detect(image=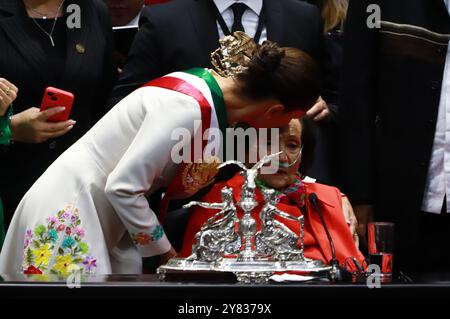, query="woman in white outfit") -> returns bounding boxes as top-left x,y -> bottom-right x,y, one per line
0,39 -> 320,276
